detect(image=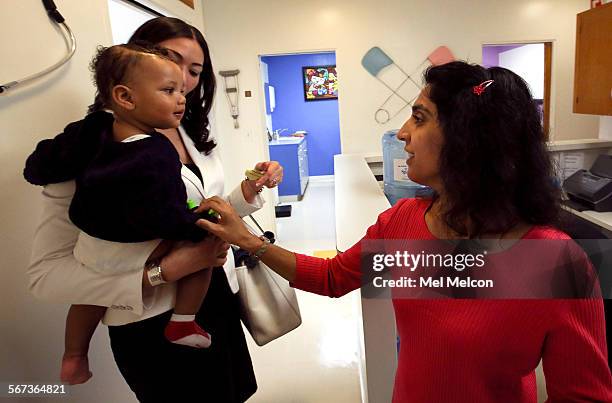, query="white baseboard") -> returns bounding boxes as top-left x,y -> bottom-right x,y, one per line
279,195 -> 300,203
308,175 -> 335,183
